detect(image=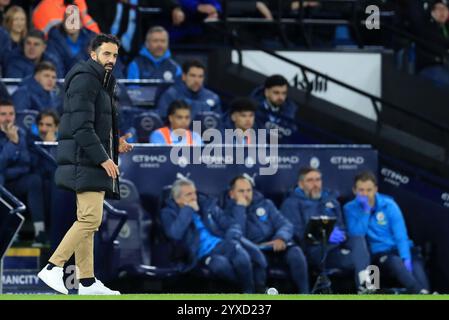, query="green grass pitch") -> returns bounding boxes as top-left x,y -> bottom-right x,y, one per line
1,294 -> 449,300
